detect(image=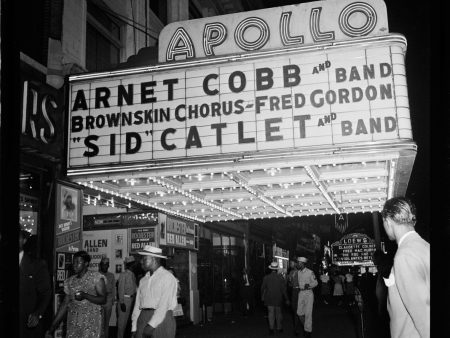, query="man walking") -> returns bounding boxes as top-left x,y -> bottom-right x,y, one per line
287,258 -> 300,334
131,246 -> 178,338
296,257 -> 317,338
19,229 -> 52,338
381,197 -> 430,338
99,256 -> 116,338
117,256 -> 137,338
261,262 -> 289,336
